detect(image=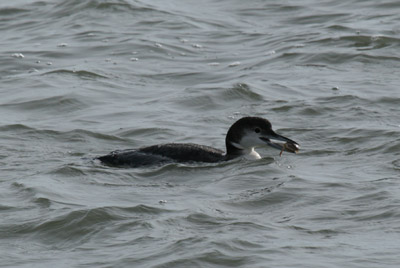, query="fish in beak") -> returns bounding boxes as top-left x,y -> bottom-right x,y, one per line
260,131 -> 300,156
